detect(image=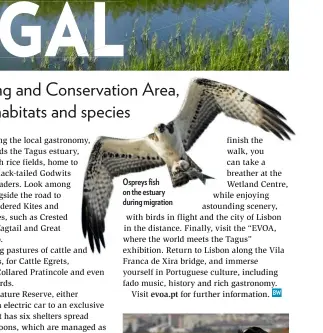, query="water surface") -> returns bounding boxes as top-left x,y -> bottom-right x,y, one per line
0,0 -> 289,70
